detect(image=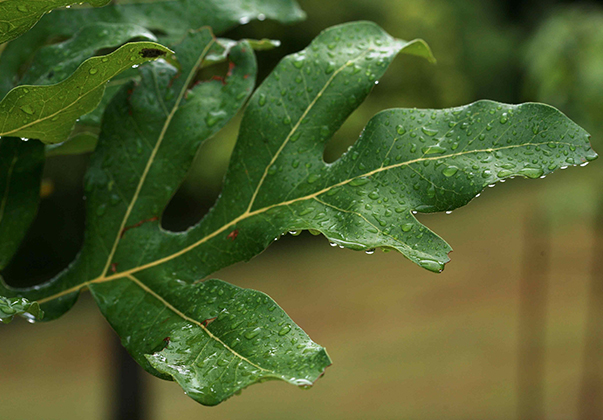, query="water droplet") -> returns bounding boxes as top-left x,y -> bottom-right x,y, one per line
278,325 -> 292,336
421,145 -> 446,155
205,110 -> 226,127
396,125 -> 406,135
365,249 -> 375,255
349,177 -> 370,187
244,328 -> 261,339
419,259 -> 443,273
421,127 -> 438,137
89,68 -> 98,75
307,174 -> 319,184
17,5 -> 28,12
20,104 -> 34,115
401,223 -> 413,232
442,166 -> 458,177
500,113 -> 509,124
292,55 -> 305,69
518,167 -> 544,179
